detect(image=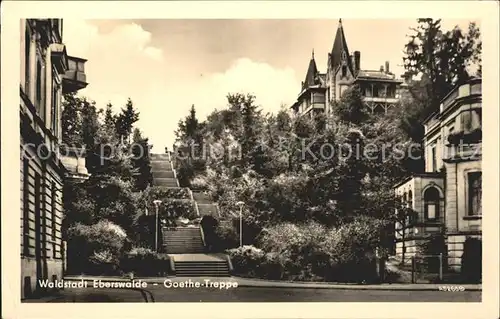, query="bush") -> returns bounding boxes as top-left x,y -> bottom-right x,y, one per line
191,176 -> 208,191
142,186 -> 191,200
324,216 -> 384,283
120,247 -> 171,276
67,220 -> 127,275
227,245 -> 266,277
160,199 -> 198,220
259,222 -> 331,281
212,221 -> 239,252
250,217 -> 386,283
416,234 -> 446,273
